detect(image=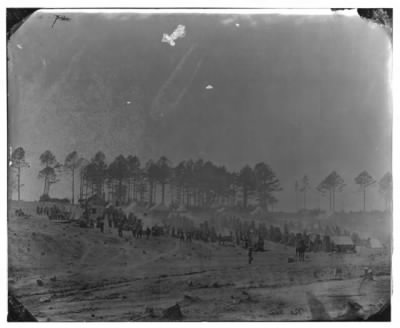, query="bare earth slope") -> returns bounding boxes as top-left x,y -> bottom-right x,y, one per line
8,202 -> 391,321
